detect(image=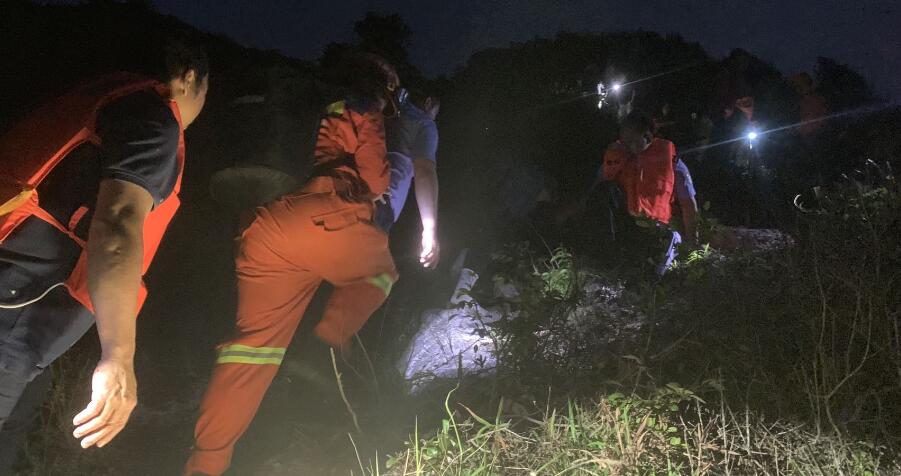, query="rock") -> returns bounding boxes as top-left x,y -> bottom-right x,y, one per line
396,268 -> 503,393
709,226 -> 795,253
396,267 -> 647,393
